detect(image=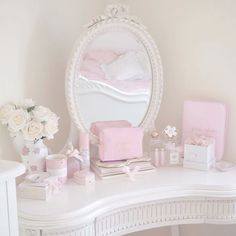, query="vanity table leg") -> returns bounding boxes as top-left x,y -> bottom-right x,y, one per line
171,225 -> 180,236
